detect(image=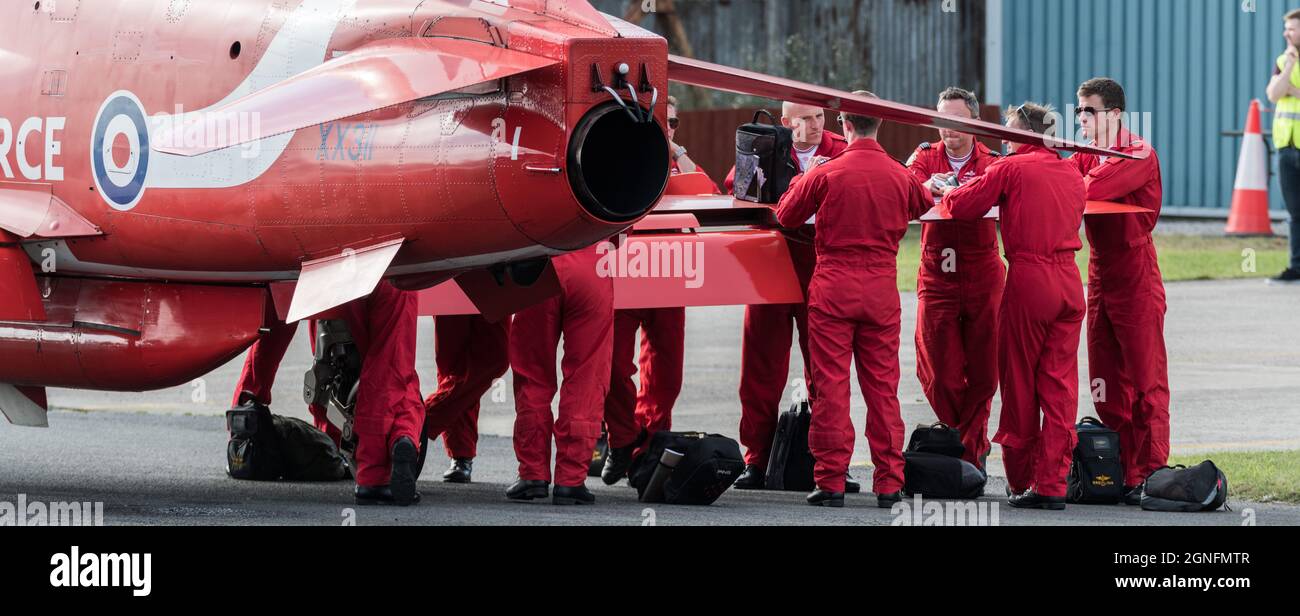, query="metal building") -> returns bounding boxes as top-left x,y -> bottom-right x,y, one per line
993,0 -> 1292,213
